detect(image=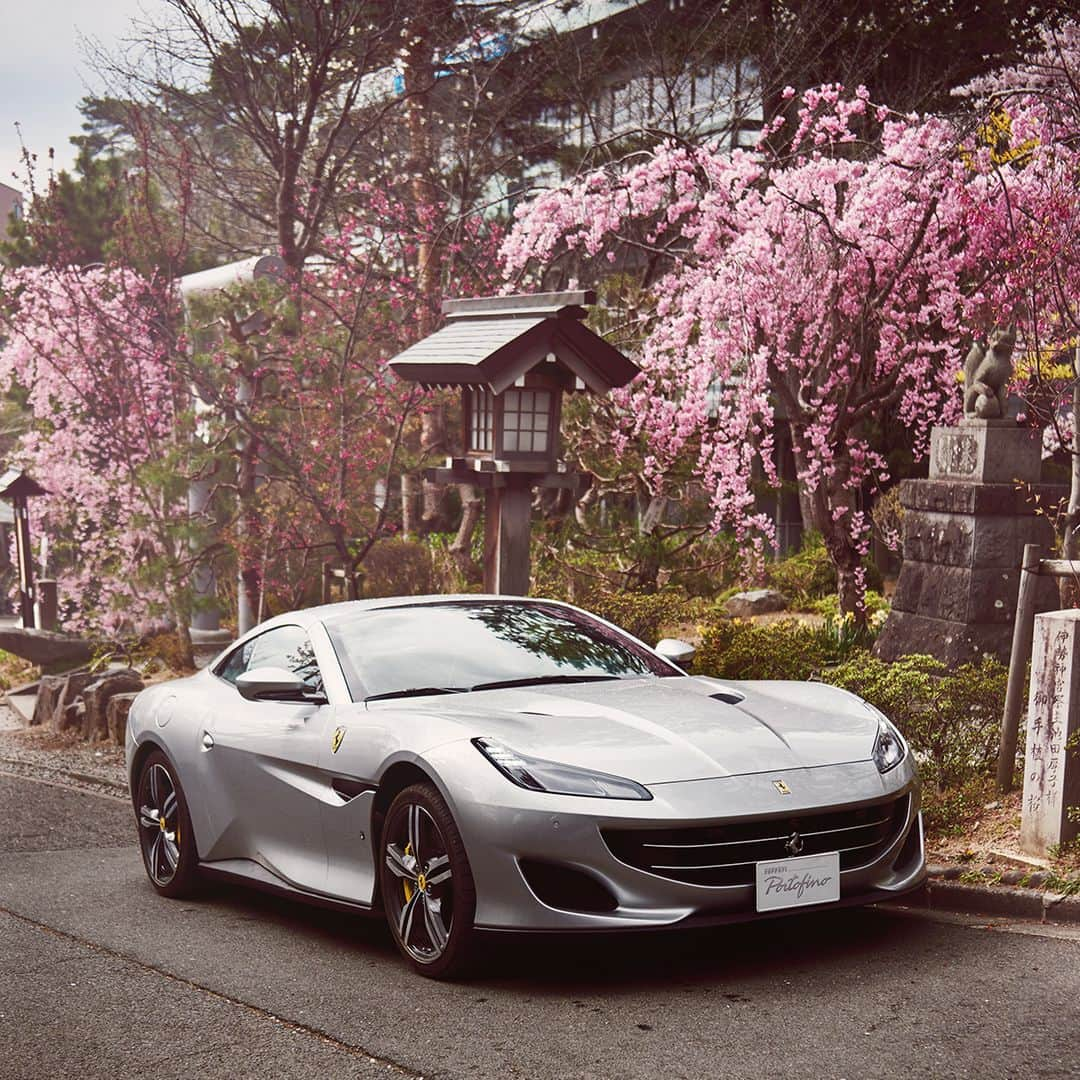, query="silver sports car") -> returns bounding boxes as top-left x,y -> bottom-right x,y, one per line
126,596 -> 925,978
